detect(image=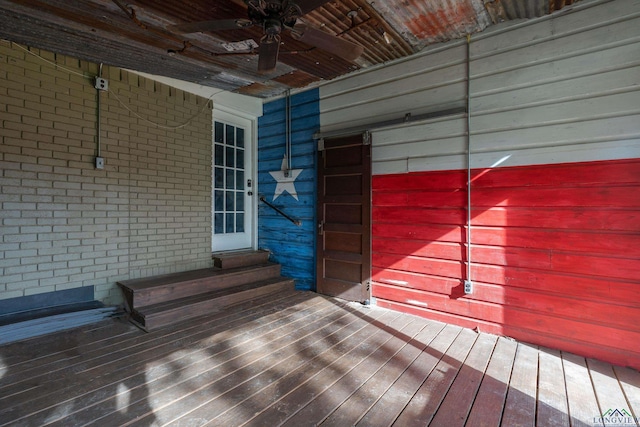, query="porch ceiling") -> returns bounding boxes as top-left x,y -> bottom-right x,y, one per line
0,0 -> 580,98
